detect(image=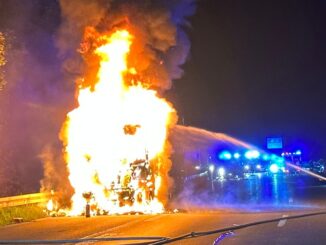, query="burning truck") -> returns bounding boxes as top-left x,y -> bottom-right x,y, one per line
47,148 -> 158,216
107,150 -> 155,208
81,148 -> 156,215
56,29 -> 174,216
40,0 -> 197,216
